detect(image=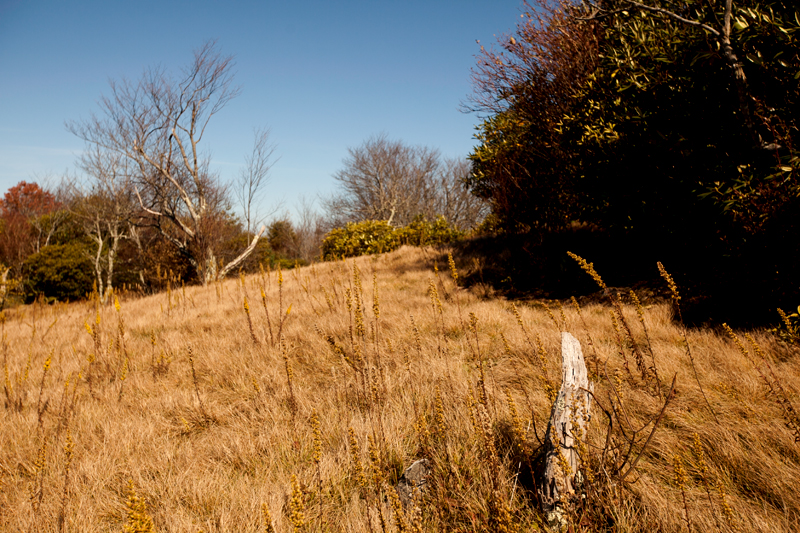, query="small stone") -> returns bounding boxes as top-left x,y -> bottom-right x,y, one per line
394,459 -> 430,508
